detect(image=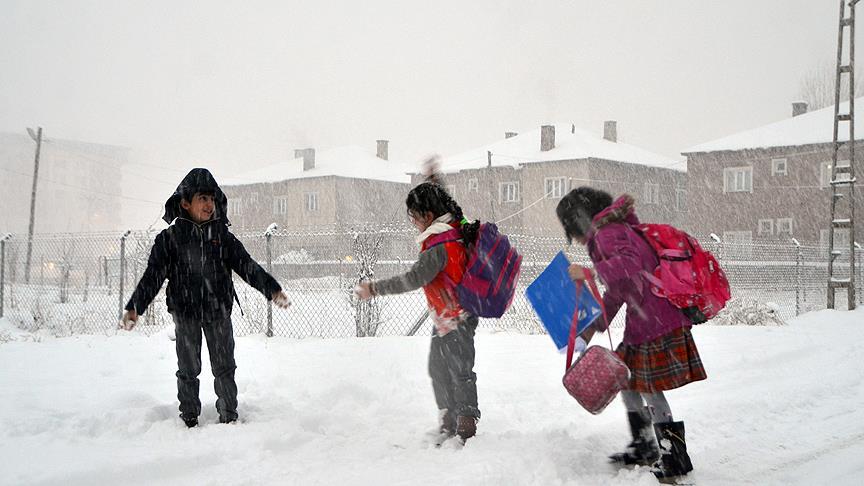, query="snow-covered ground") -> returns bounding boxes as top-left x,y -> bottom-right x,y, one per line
2,309 -> 864,485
